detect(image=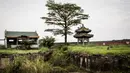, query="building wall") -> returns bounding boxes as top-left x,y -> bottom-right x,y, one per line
54,39 -> 130,46
92,40 -> 130,46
